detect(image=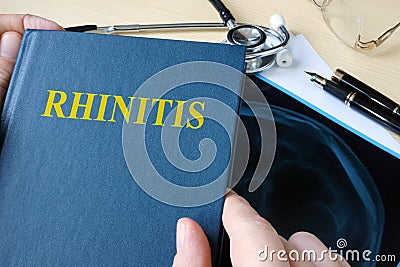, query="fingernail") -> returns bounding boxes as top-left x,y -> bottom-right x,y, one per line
176,218 -> 187,252
23,14 -> 63,31
0,32 -> 22,59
